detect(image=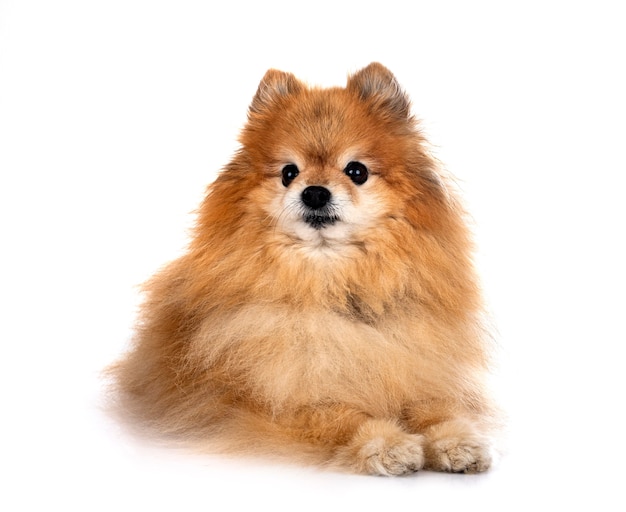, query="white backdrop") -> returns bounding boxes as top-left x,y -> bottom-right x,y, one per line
1,1 -> 624,510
